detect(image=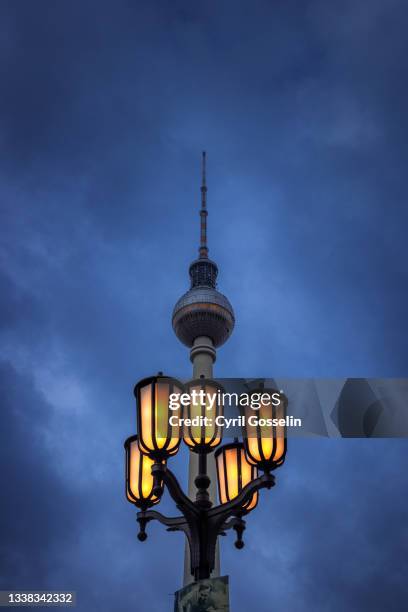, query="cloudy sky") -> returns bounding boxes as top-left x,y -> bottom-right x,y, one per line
1,1 -> 407,610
